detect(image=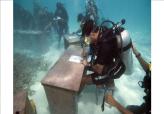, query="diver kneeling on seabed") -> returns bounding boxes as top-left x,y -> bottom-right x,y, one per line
78,19 -> 134,95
